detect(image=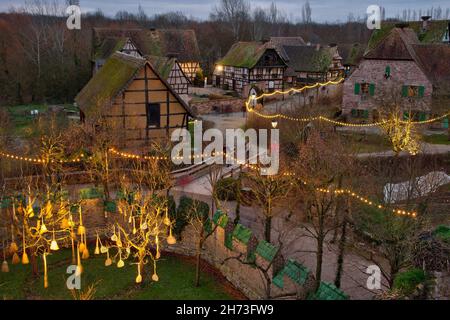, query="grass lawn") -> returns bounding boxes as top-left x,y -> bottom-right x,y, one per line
0,250 -> 237,300
340,133 -> 391,154
3,104 -> 76,137
423,134 -> 450,145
